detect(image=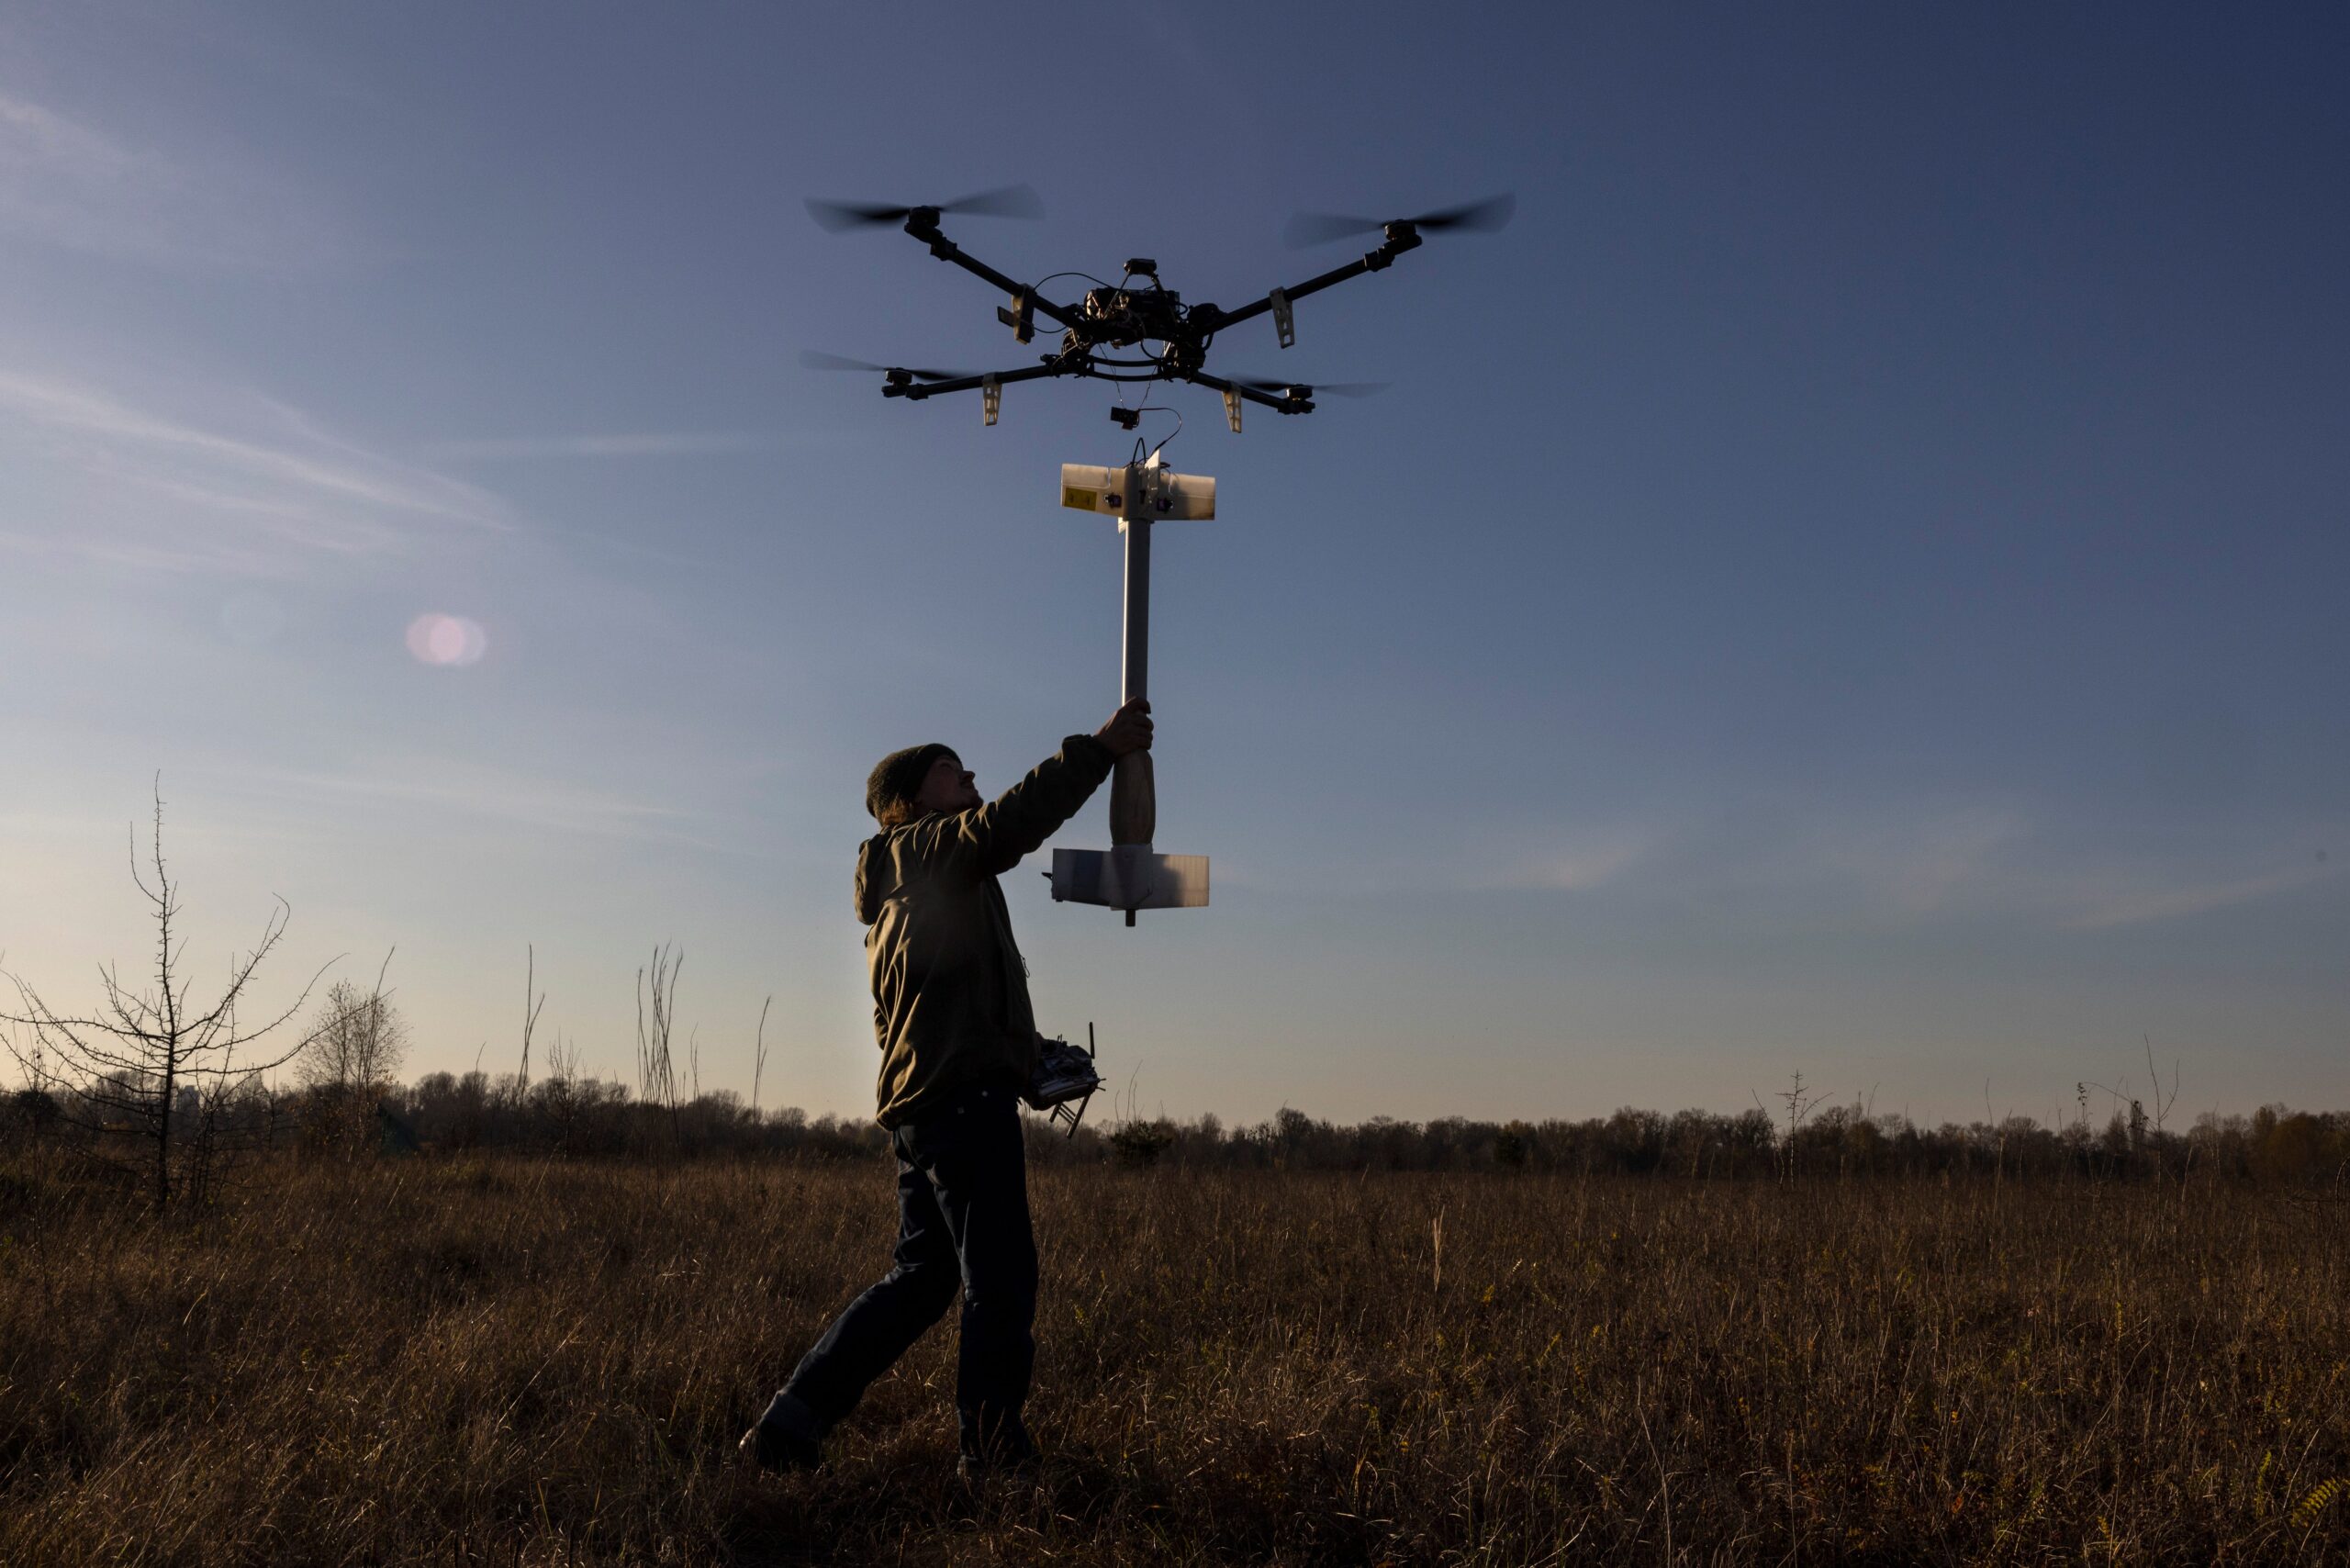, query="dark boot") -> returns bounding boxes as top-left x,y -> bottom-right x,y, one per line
956,1419 -> 1040,1483
739,1392 -> 824,1473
